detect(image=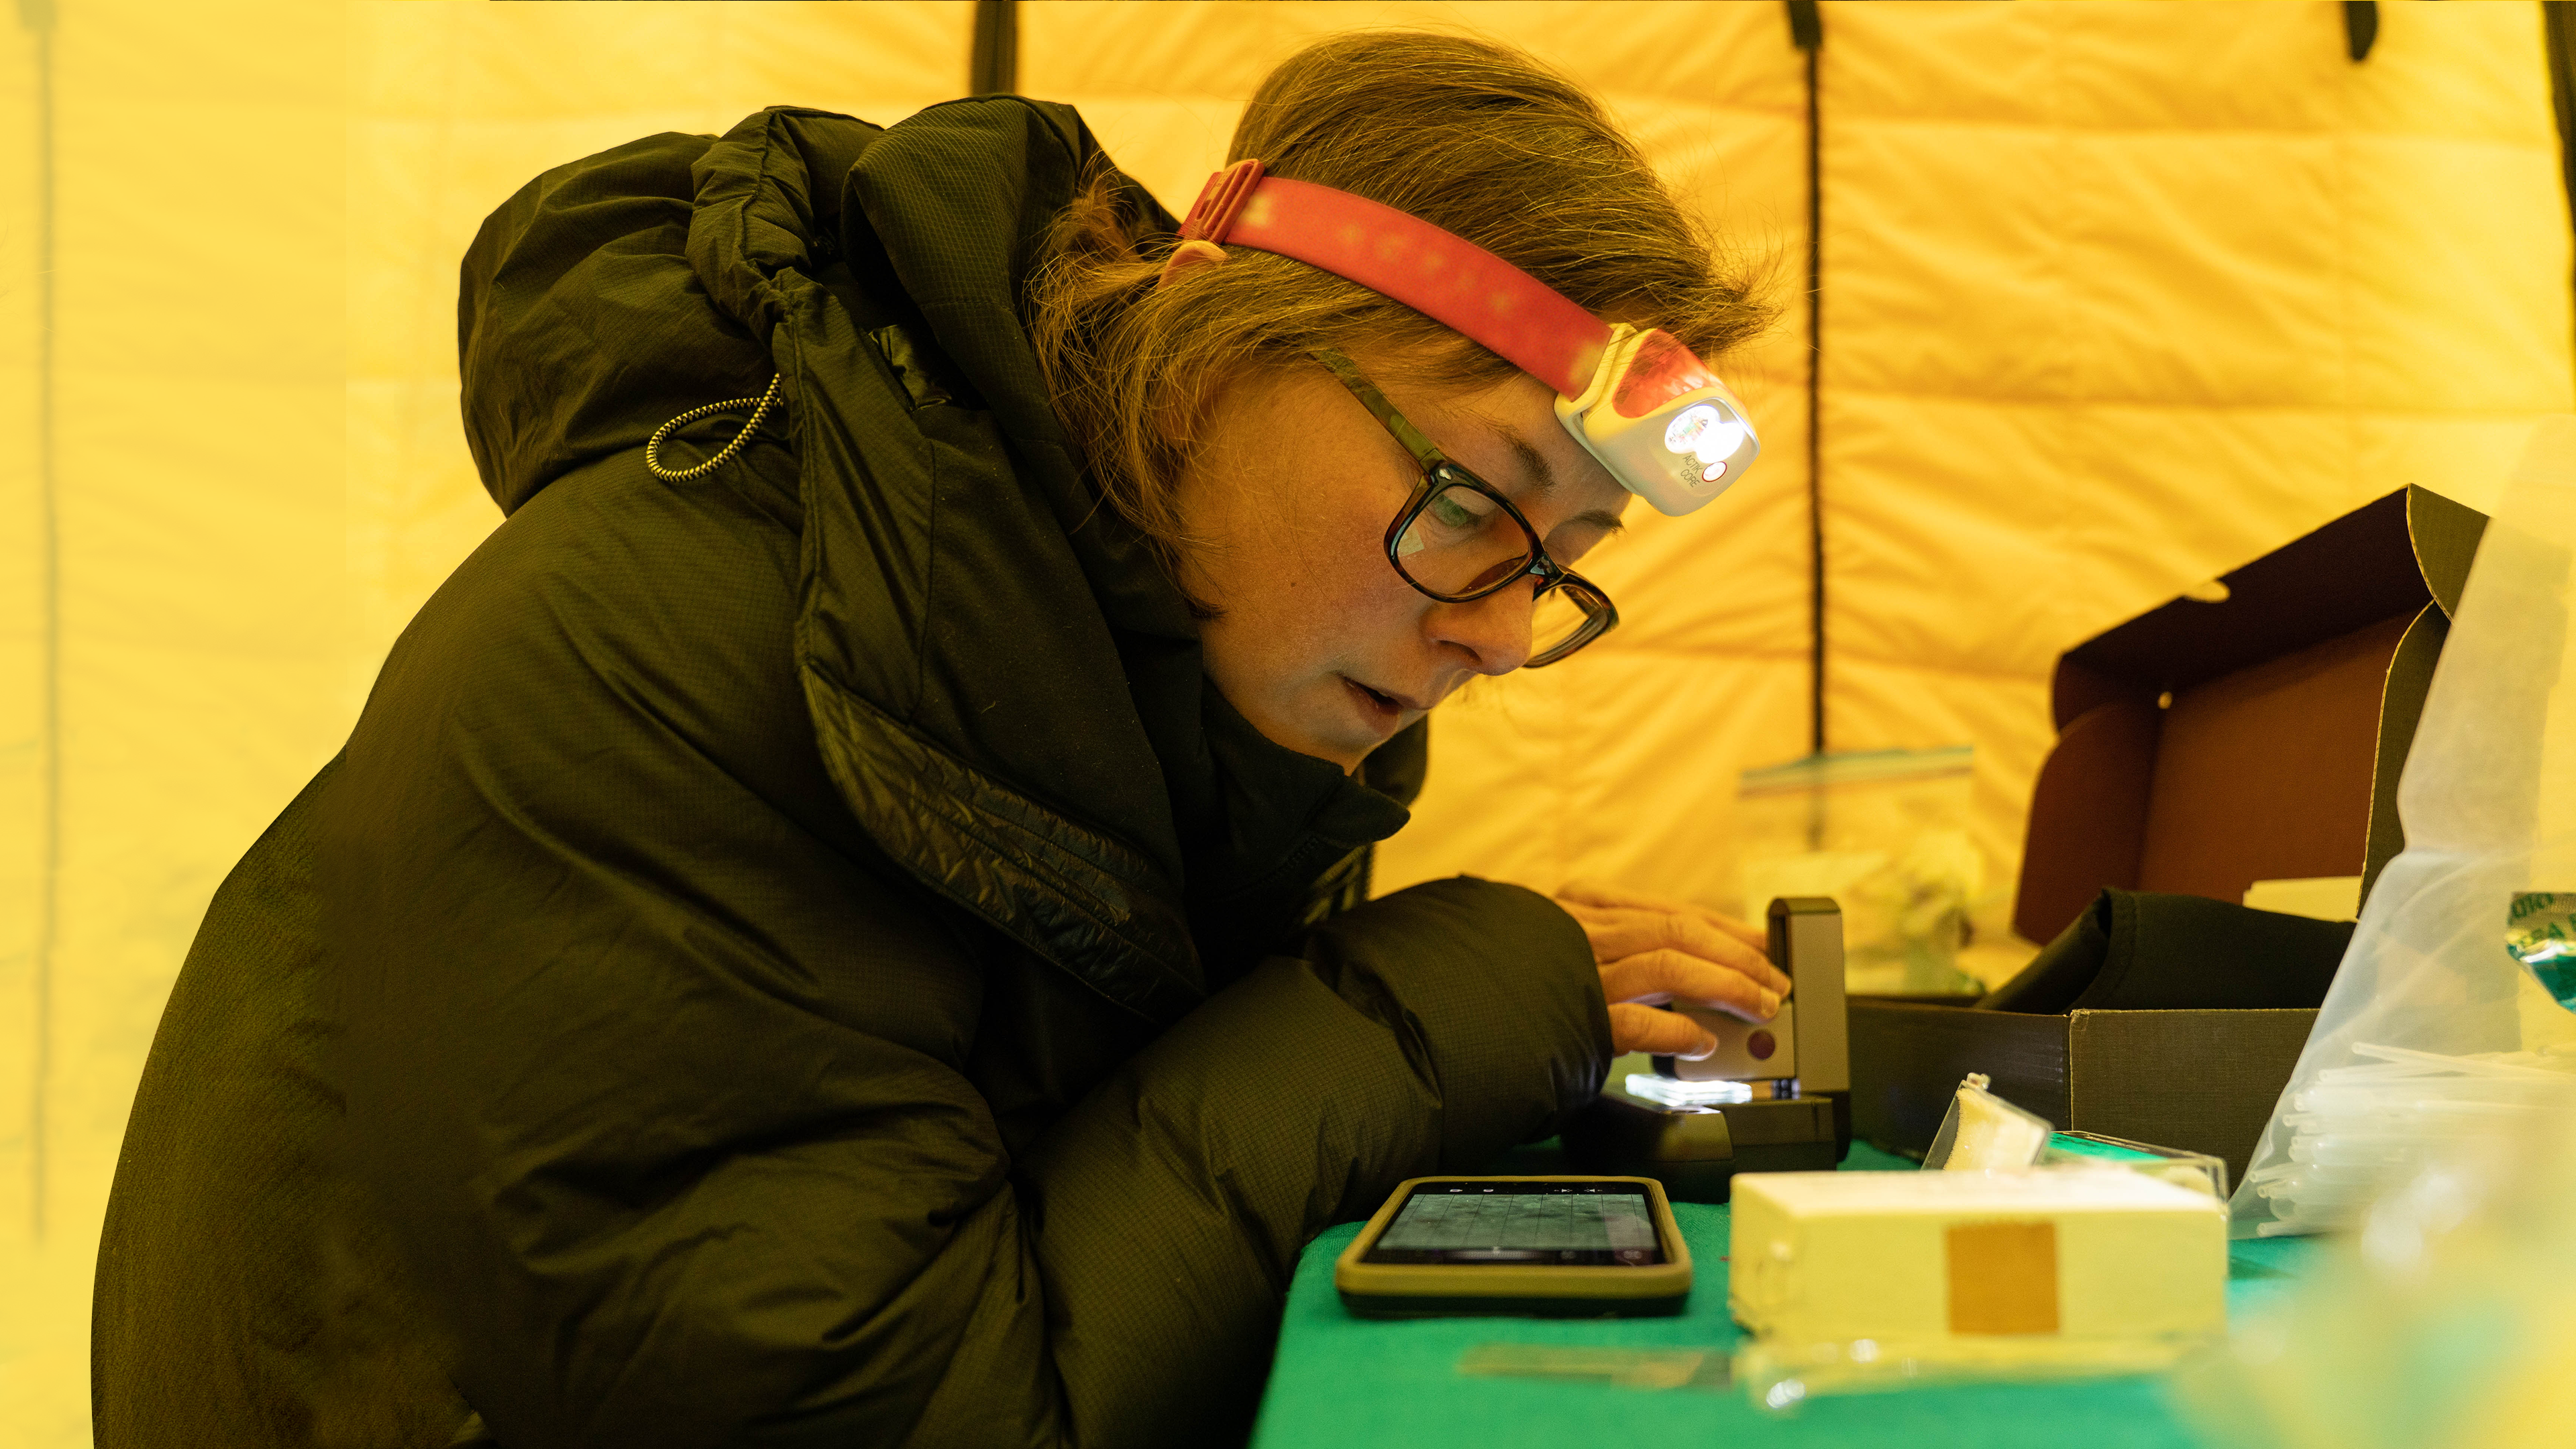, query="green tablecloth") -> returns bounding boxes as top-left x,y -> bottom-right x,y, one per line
1252,1143 -> 2318,1449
